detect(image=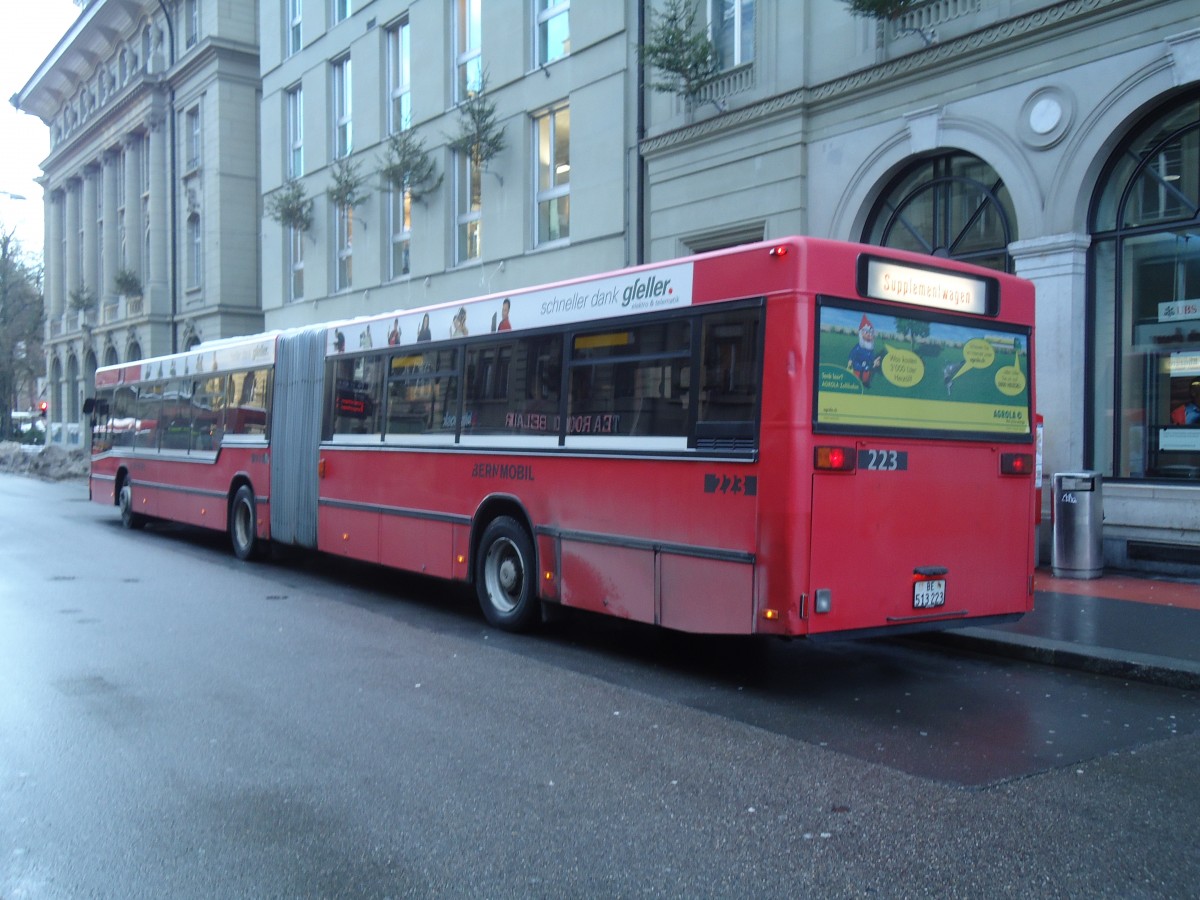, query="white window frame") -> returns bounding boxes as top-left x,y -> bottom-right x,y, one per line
454,0 -> 482,102
533,103 -> 570,247
287,0 -> 302,56
389,187 -> 411,280
332,56 -> 352,159
186,104 -> 201,171
535,0 -> 569,66
455,150 -> 481,264
332,0 -> 351,25
286,85 -> 304,179
335,202 -> 353,290
708,0 -> 754,70
288,224 -> 304,302
387,19 -> 411,134
185,0 -> 200,47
